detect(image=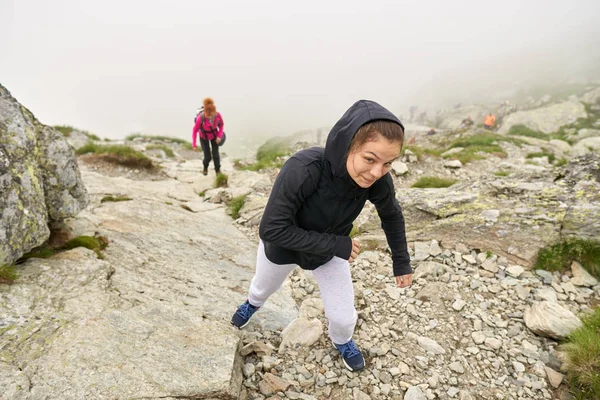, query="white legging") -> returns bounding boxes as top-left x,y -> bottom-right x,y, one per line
248,241 -> 357,345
